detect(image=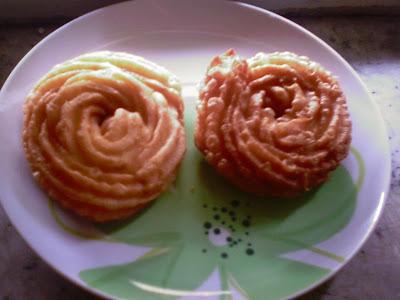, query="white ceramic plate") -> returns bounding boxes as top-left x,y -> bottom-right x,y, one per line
0,1 -> 390,299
